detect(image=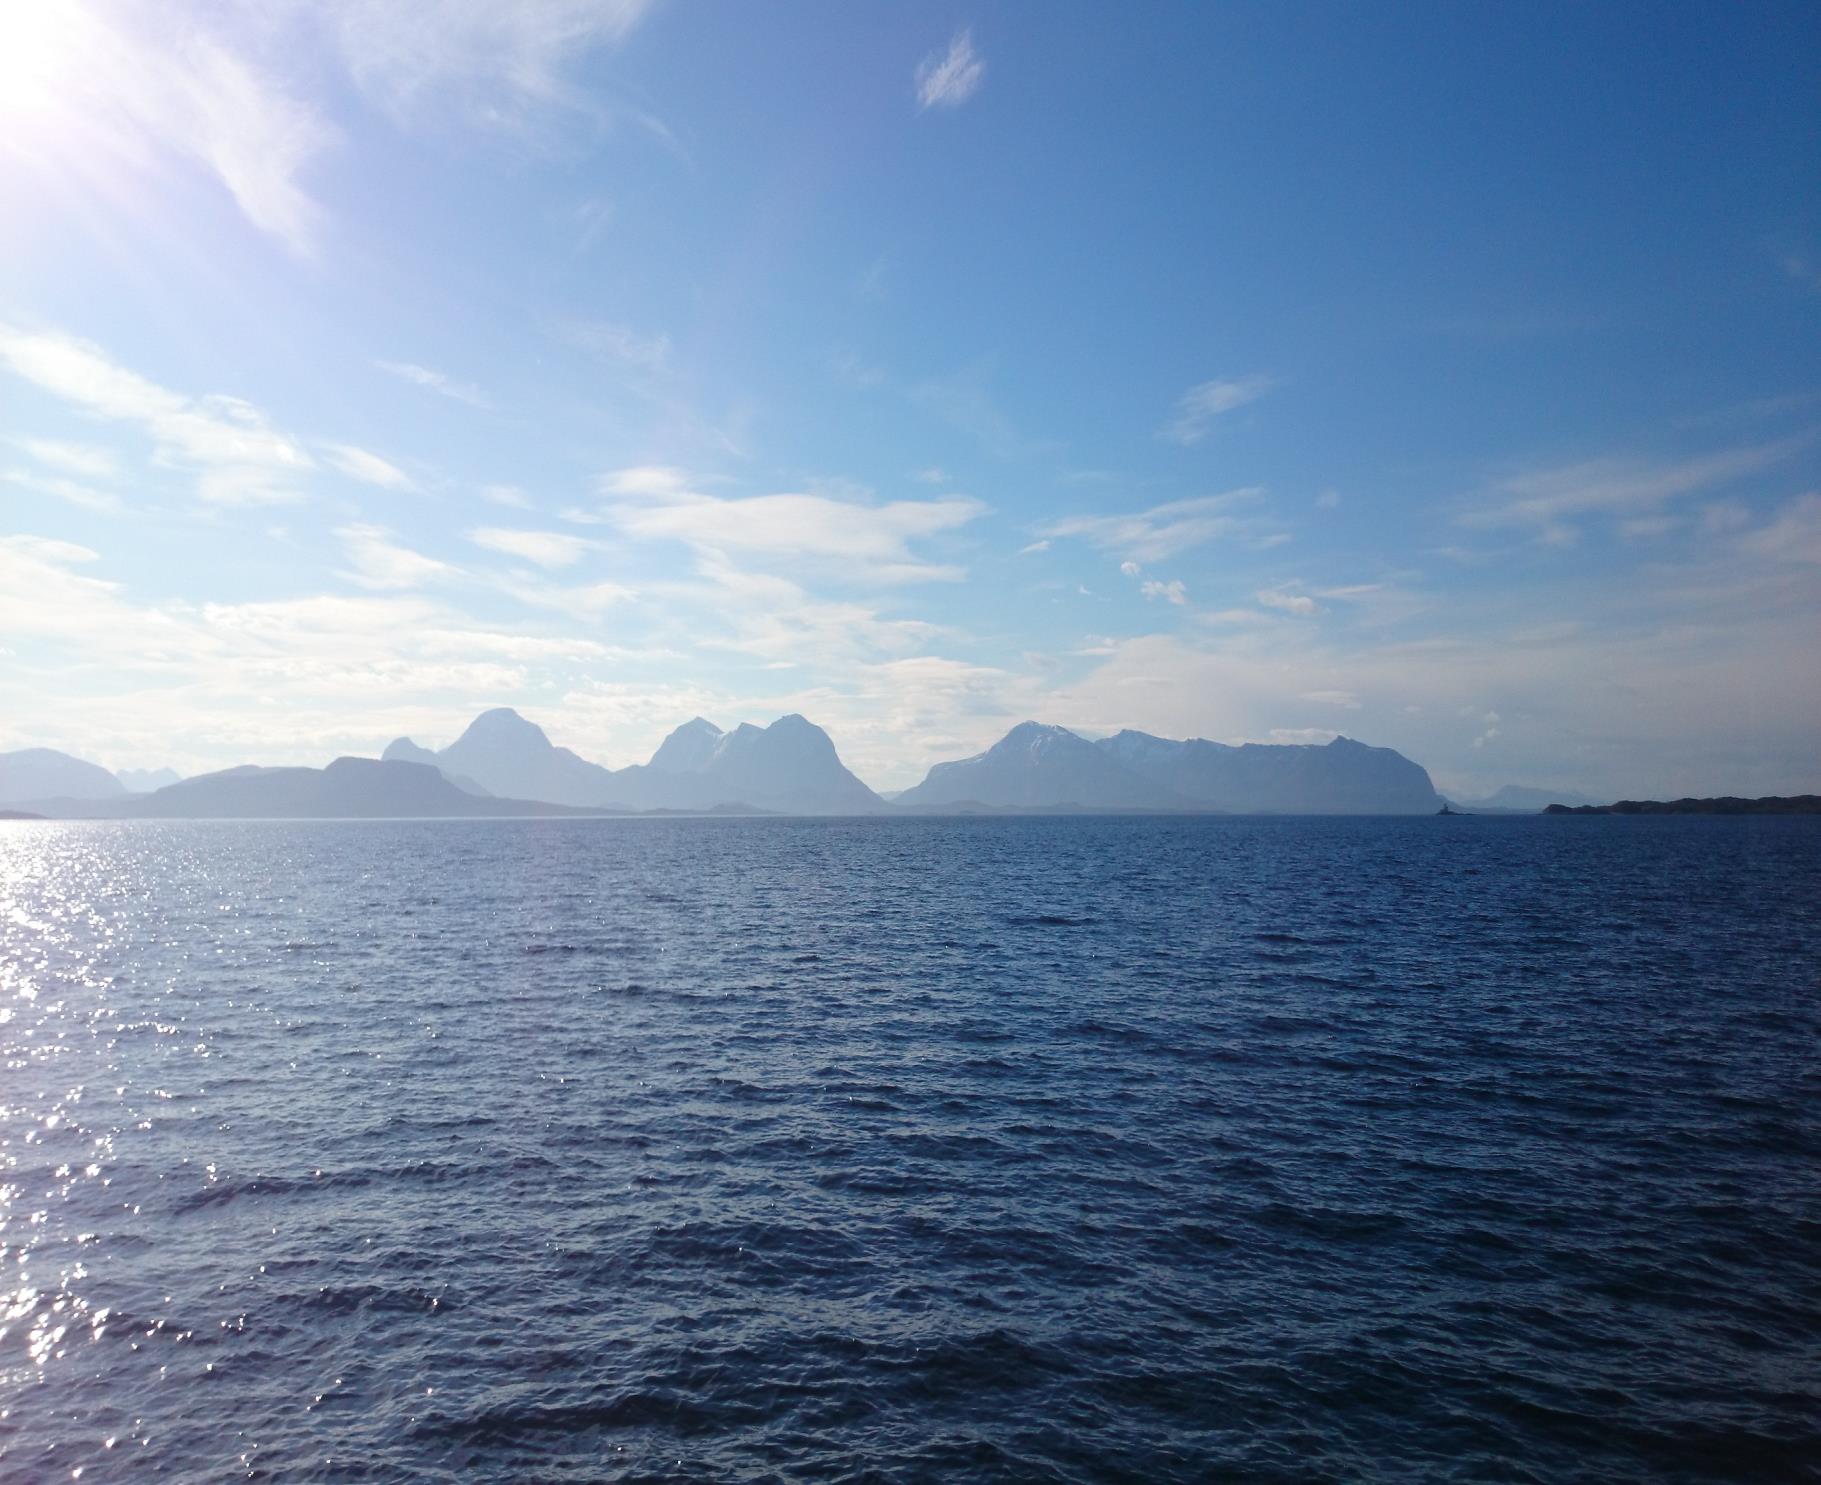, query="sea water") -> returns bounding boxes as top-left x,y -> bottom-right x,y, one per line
2,815 -> 1817,1481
